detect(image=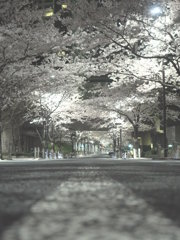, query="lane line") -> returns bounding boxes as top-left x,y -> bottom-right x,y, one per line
2,167 -> 180,240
